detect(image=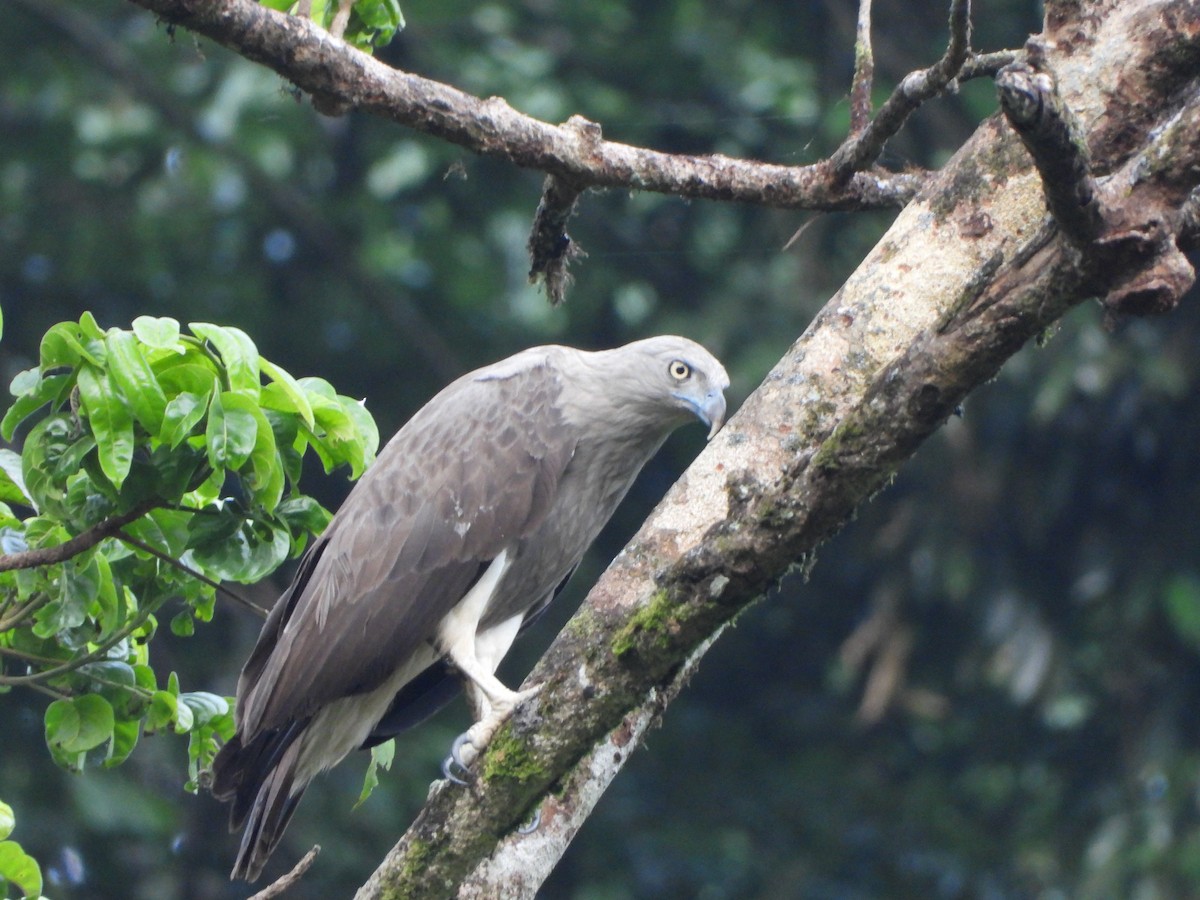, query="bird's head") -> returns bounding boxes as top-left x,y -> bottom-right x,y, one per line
605,336 -> 730,440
